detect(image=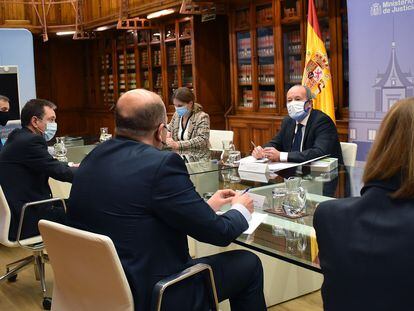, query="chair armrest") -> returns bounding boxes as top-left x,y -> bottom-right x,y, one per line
151,263 -> 219,311
16,197 -> 67,250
